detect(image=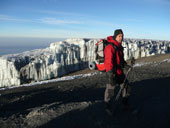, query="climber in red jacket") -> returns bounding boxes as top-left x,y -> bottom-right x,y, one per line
104,29 -> 131,115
